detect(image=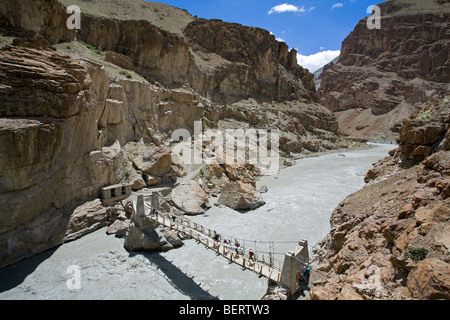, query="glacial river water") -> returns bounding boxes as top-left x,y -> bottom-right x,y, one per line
0,143 -> 393,300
